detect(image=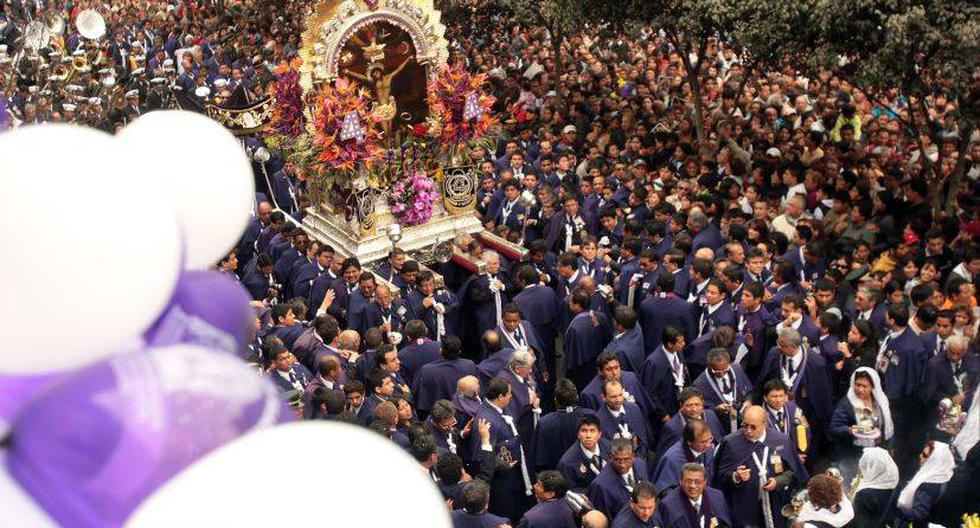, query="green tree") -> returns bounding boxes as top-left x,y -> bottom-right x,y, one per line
805,0 -> 980,213
489,0 -> 590,97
